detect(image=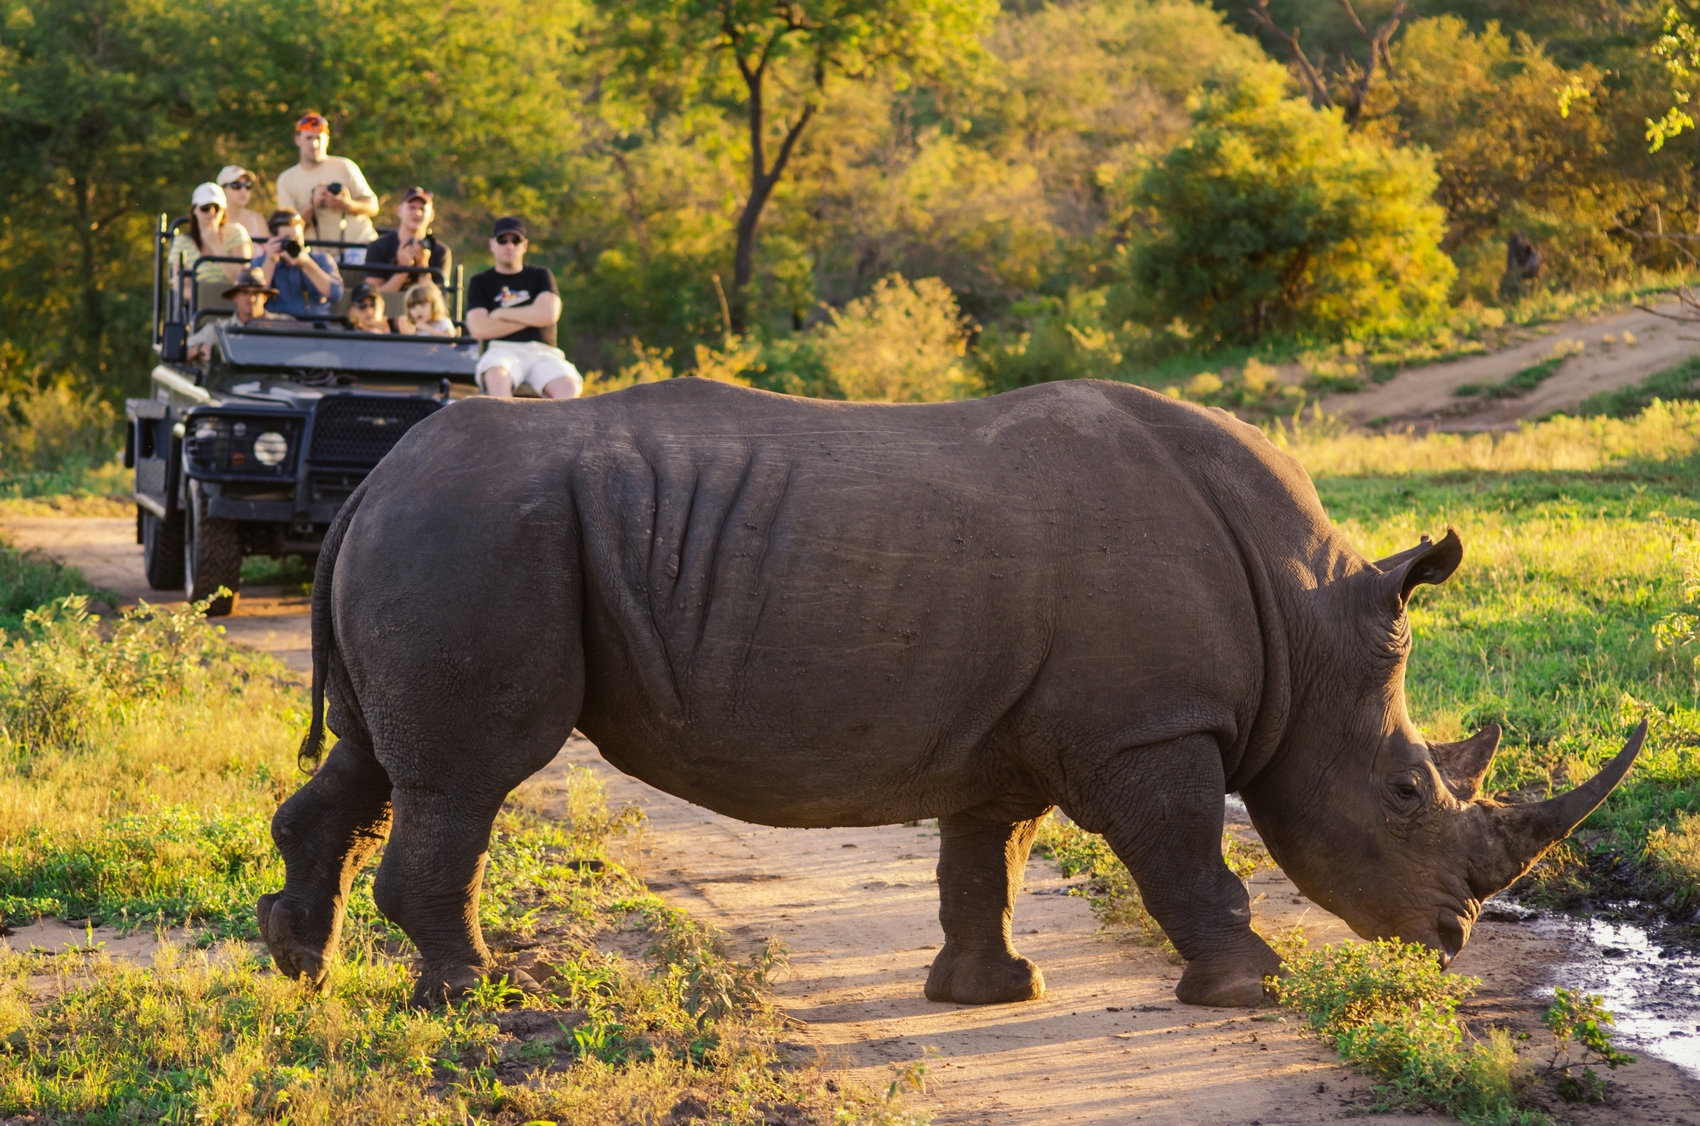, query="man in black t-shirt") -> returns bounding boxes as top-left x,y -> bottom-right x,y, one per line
366,186 -> 452,292
465,216 -> 581,399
